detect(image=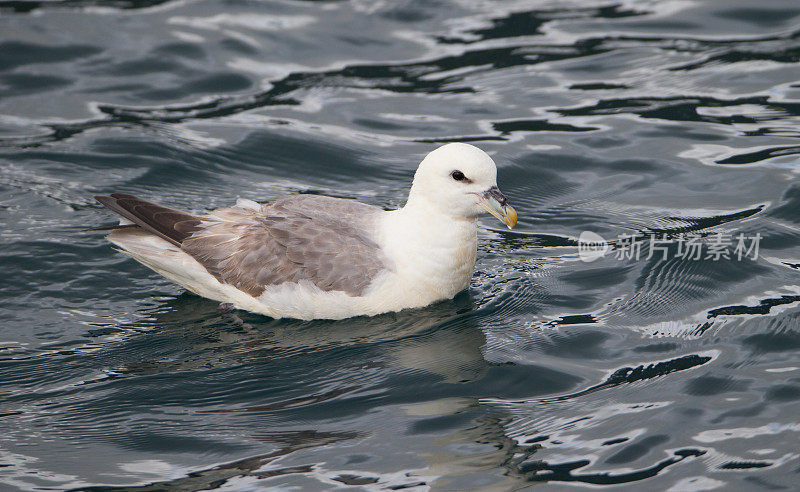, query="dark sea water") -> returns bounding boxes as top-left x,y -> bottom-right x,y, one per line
2,0 -> 800,490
